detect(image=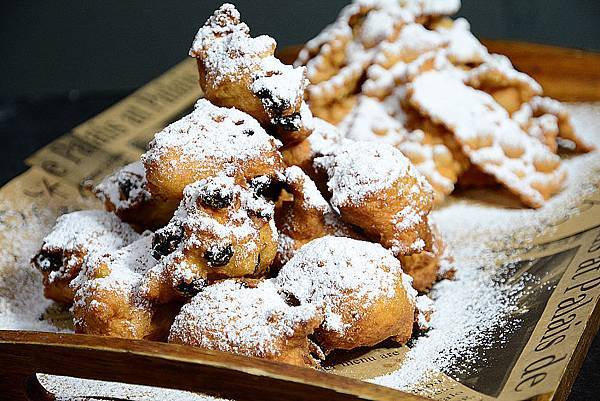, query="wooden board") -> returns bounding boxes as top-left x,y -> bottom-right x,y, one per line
0,330 -> 427,401
1,41 -> 599,401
